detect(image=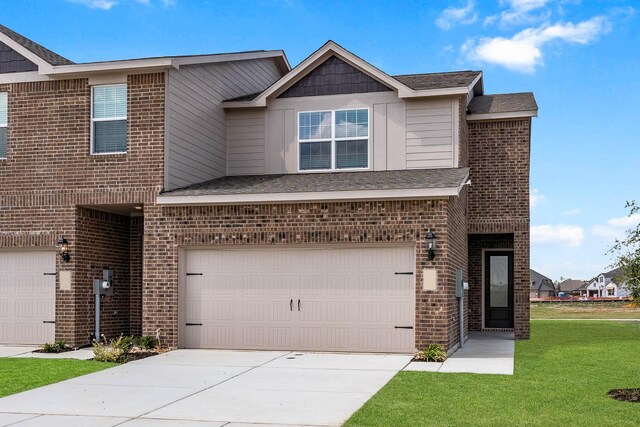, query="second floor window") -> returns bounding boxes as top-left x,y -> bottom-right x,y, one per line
91,84 -> 127,154
298,108 -> 369,171
0,92 -> 7,159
